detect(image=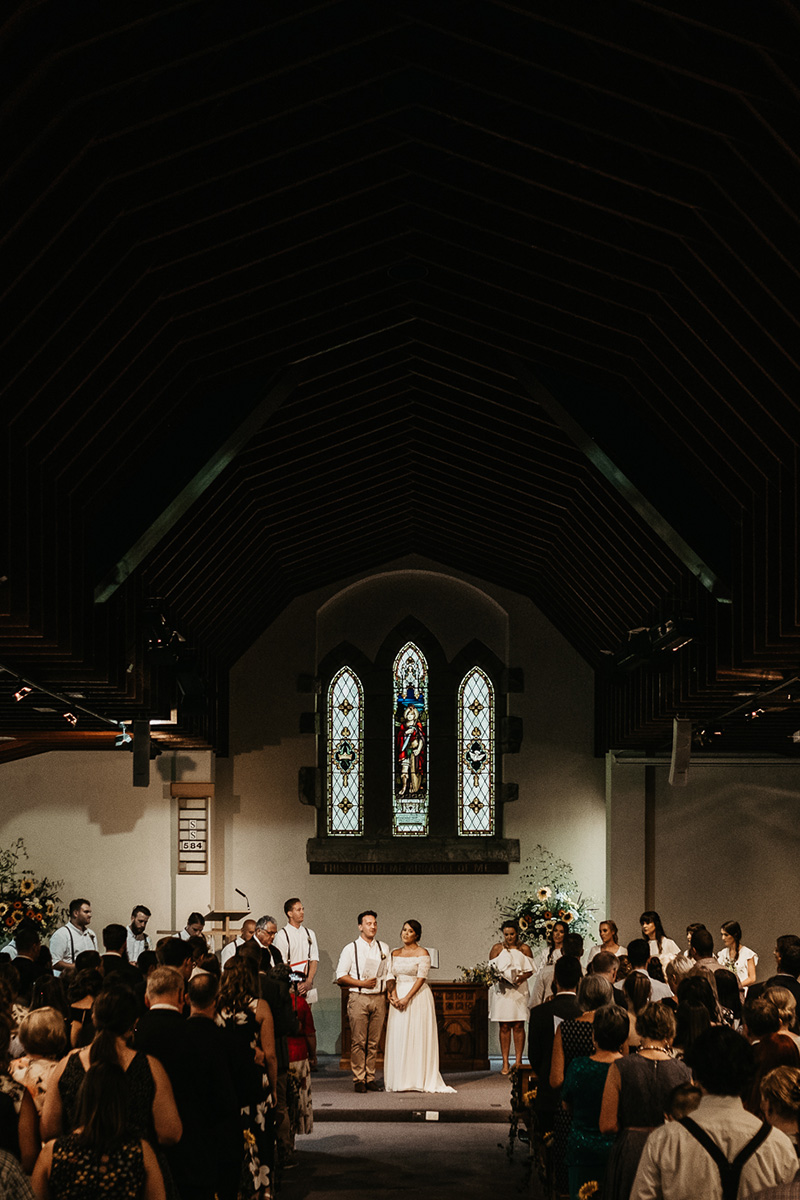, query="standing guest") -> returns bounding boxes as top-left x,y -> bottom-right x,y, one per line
157,939 -> 193,984
221,919 -> 257,967
630,1026 -> 797,1200
48,900 -> 97,976
101,924 -> 143,990
765,988 -> 800,1052
126,905 -> 152,964
488,920 -> 534,1075
742,999 -> 800,1117
666,954 -> 694,998
715,967 -> 743,1028
137,950 -> 159,987
336,911 -> 390,1093
41,982 -> 182,1150
286,992 -> 315,1167
274,900 -> 318,1002
750,938 -> 800,1012
759,1066 -> 800,1165
10,1008 -> 66,1117
587,921 -> 627,963
528,956 -> 582,1139
10,927 -> 42,1007
640,911 -> 681,970
600,1002 -> 691,1200
178,913 -> 207,947
186,972 -> 241,1200
216,956 -> 278,1200
254,917 -> 284,970
32,1060 -> 167,1200
66,968 -> 102,1049
530,932 -> 584,1008
0,1020 -> 39,1173
717,919 -> 758,990
0,1147 -> 34,1200
688,927 -> 727,975
562,1004 -> 629,1200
